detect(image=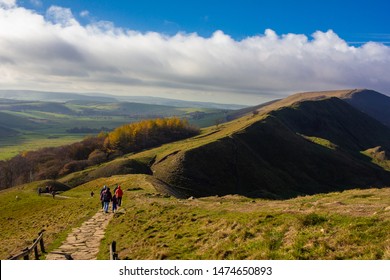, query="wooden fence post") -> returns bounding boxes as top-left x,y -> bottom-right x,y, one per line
9,230 -> 46,260
39,238 -> 45,254
110,241 -> 118,260
38,230 -> 46,254
34,240 -> 39,259
23,248 -> 29,260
